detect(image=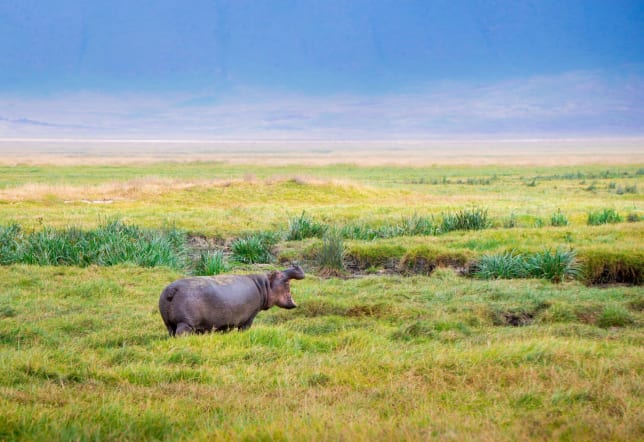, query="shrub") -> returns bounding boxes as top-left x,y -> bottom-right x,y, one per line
526,248 -> 580,283
440,208 -> 490,233
231,232 -> 277,264
473,251 -> 528,280
550,209 -> 569,227
627,213 -> 641,222
286,211 -> 327,240
193,250 -> 229,276
317,228 -> 346,274
587,208 -> 622,225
